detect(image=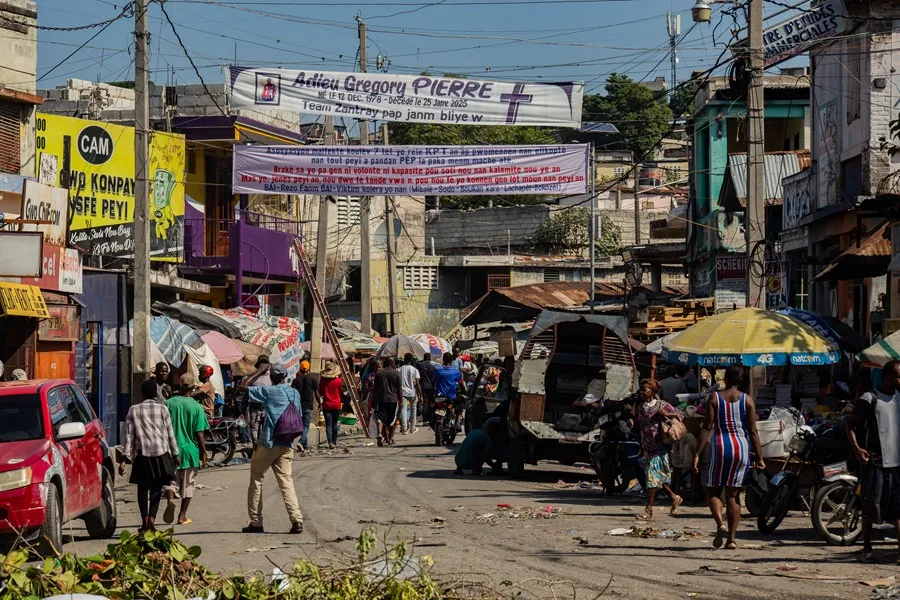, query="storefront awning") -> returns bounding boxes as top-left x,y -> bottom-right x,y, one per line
0,282 -> 50,318
812,223 -> 891,282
